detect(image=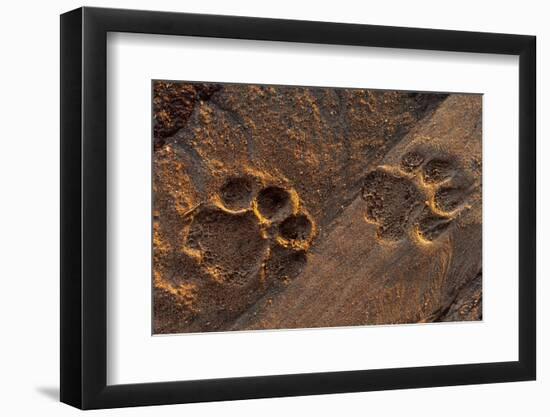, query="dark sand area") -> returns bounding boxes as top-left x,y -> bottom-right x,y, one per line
152,81 -> 482,334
